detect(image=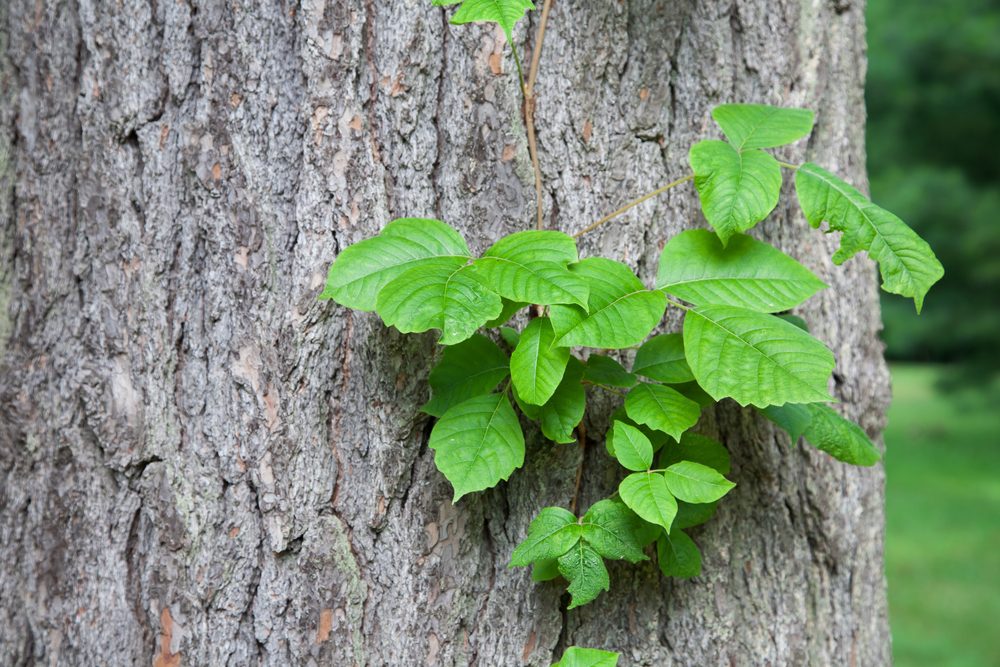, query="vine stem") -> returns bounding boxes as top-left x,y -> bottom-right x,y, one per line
572,174 -> 695,239
523,0 -> 553,230
569,423 -> 586,514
